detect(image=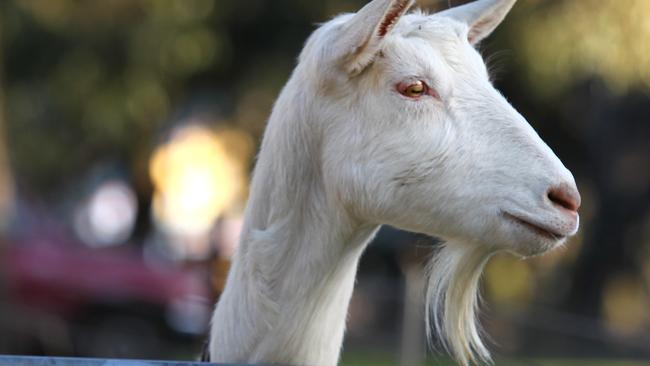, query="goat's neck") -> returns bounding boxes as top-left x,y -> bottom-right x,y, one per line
210,79 -> 379,366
